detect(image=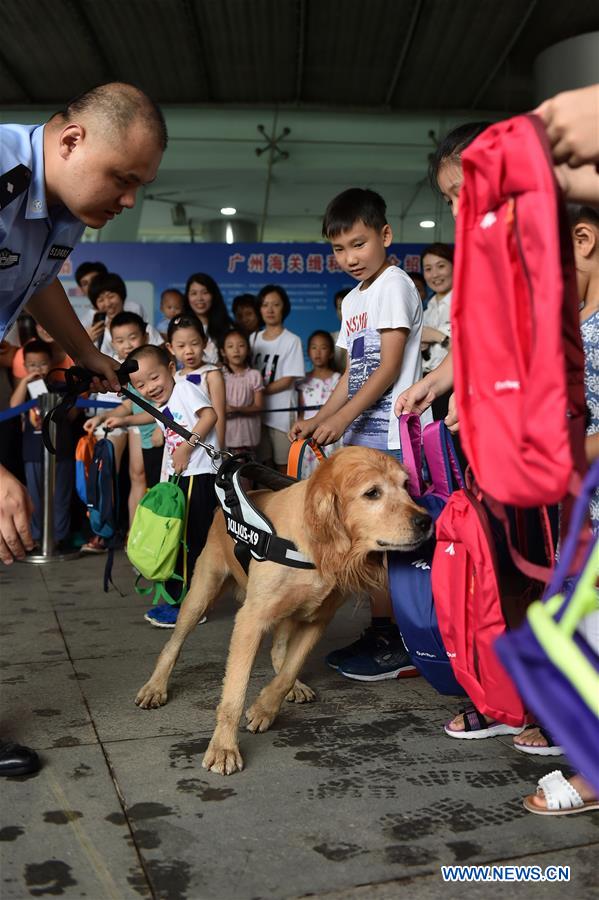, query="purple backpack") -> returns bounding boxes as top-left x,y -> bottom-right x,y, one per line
496,461 -> 598,793
388,415 -> 466,695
